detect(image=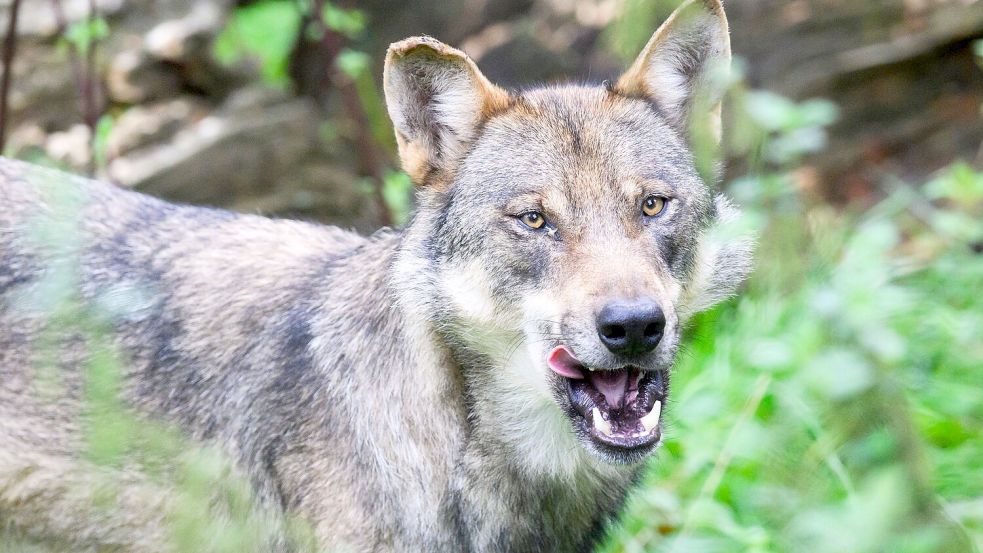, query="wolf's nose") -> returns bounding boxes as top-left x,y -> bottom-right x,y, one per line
596,300 -> 665,356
